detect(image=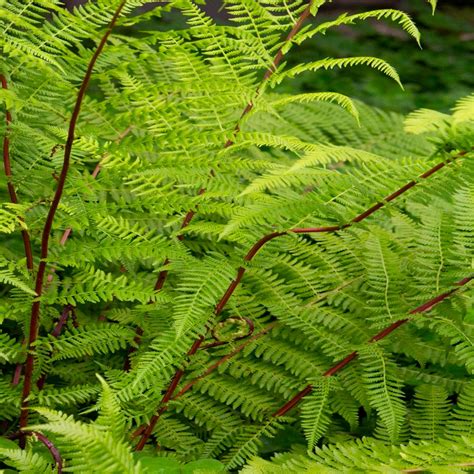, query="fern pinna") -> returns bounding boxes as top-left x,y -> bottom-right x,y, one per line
1,0 -> 474,472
